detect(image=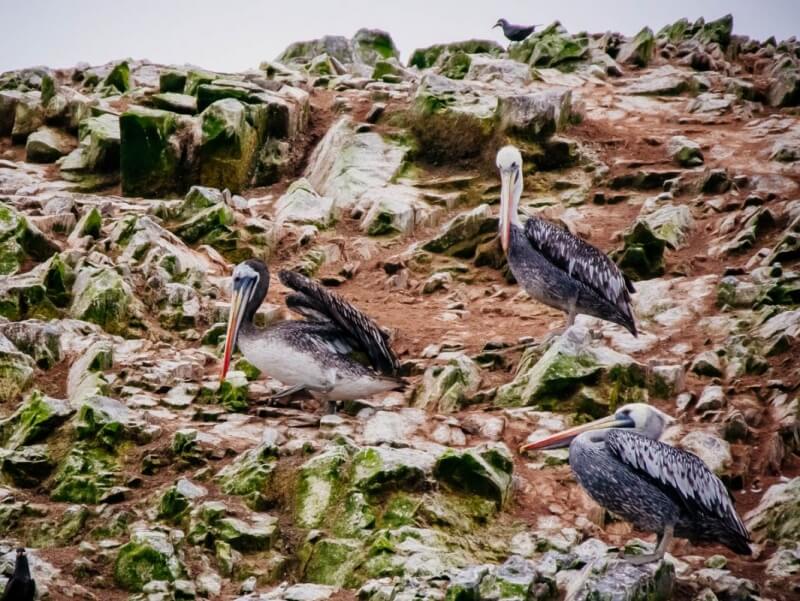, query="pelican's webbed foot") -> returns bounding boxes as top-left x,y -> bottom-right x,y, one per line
618,525 -> 673,566
266,384 -> 307,404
